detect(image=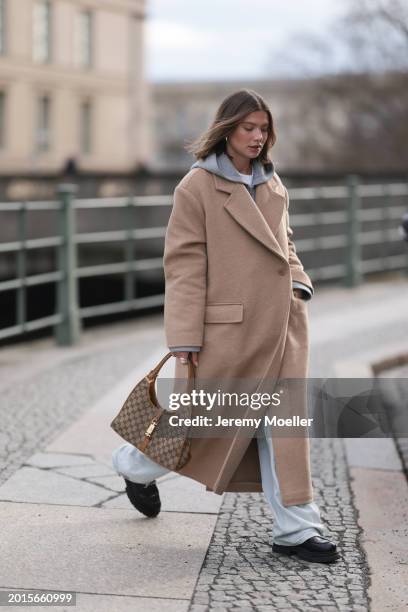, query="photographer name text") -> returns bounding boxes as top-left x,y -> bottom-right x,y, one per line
168,415 -> 313,428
